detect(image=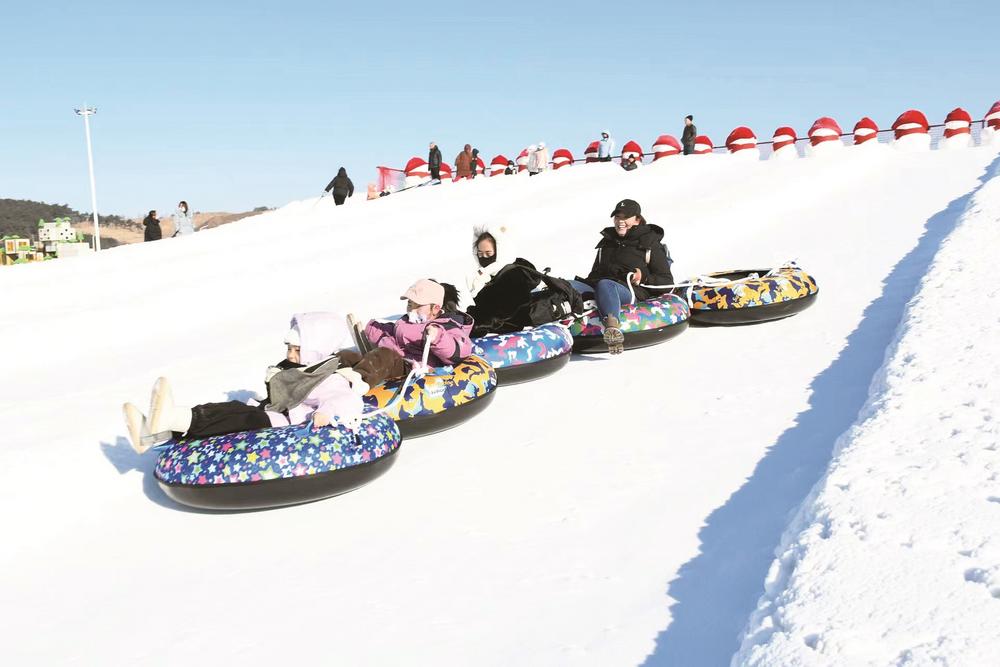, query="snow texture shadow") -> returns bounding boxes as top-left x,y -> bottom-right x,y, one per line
100,437 -> 202,512
642,154 -> 1000,667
